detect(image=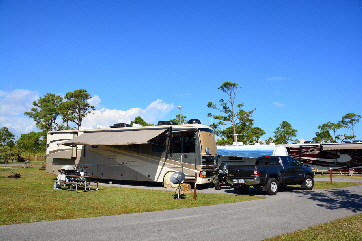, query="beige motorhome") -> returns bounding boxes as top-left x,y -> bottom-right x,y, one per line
46,121 -> 218,187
